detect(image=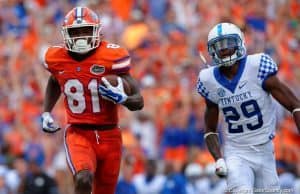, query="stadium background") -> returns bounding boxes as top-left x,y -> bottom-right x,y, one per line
0,0 -> 299,193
